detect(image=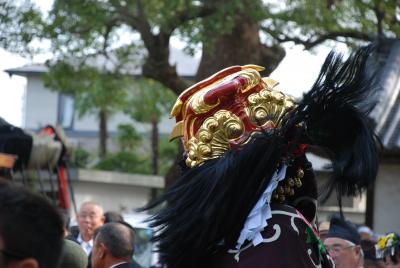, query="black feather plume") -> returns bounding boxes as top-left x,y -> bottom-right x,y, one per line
142,133 -> 285,268
281,45 -> 380,198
